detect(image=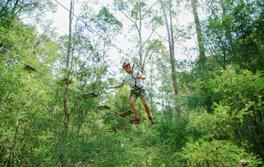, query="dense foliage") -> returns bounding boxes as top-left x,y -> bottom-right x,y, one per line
0,0 -> 263,166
